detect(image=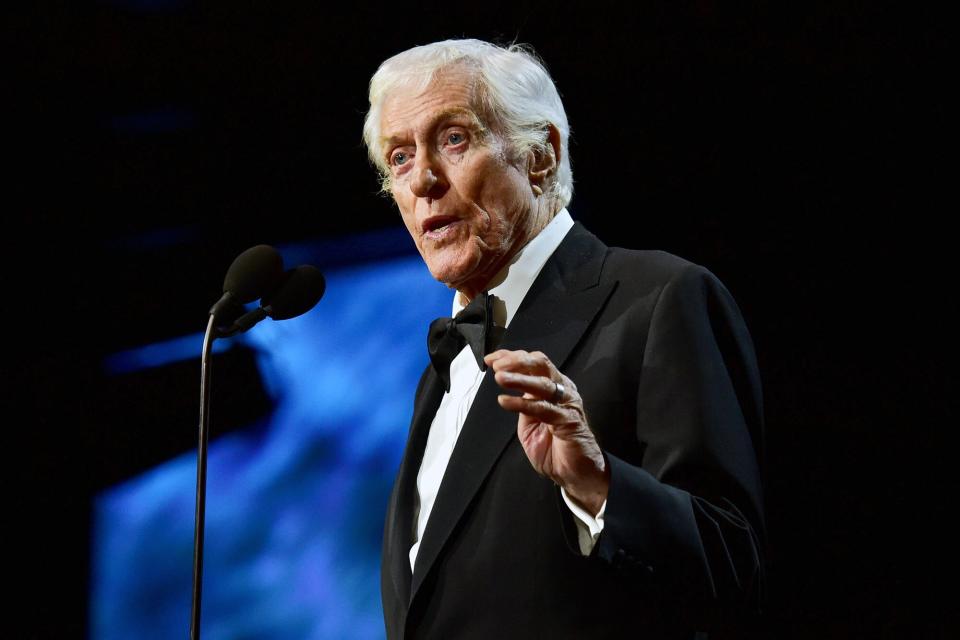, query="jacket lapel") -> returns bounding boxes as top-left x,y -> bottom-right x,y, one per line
408,224 -> 618,604
385,365 -> 444,611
